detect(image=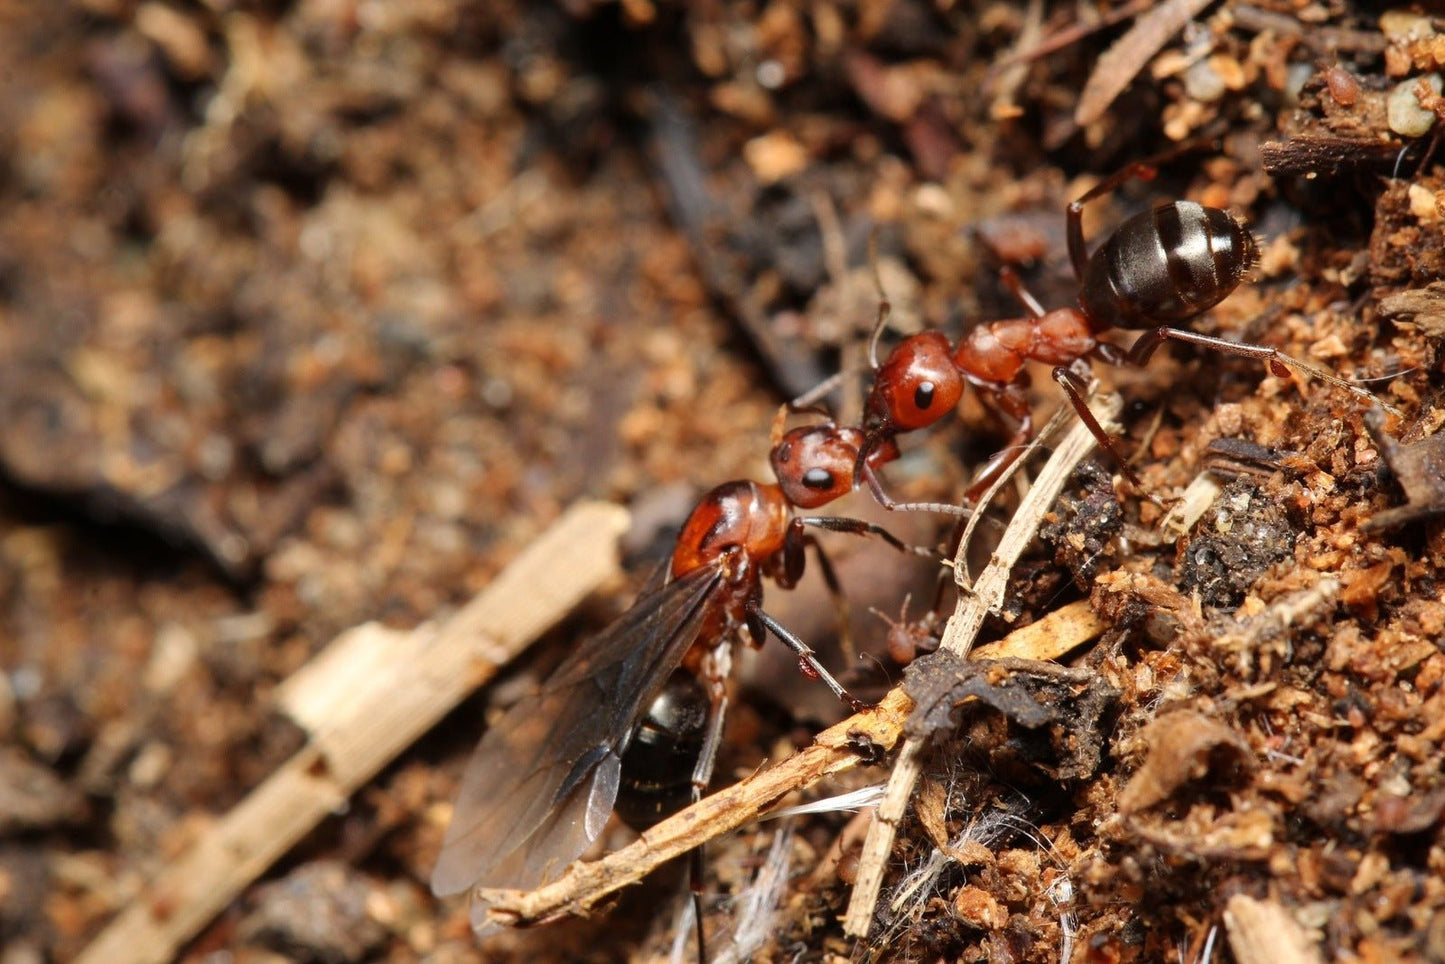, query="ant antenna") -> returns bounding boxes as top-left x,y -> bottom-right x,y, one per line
867,233 -> 892,370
